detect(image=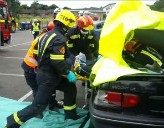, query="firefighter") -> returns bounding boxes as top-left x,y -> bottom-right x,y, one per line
21,21 -> 62,110
66,15 -> 99,61
6,10 -> 78,128
66,15 -> 99,98
124,39 -> 164,72
31,19 -> 40,39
